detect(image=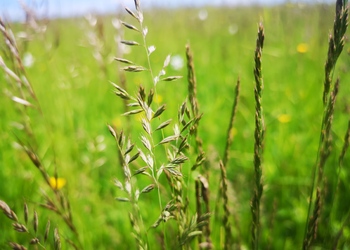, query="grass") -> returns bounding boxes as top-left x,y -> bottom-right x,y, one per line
1,1 -> 350,249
